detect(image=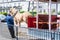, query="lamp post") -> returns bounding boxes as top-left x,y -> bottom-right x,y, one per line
28,1 -> 30,11
49,0 -> 51,31
32,0 -> 34,16
36,0 -> 39,29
